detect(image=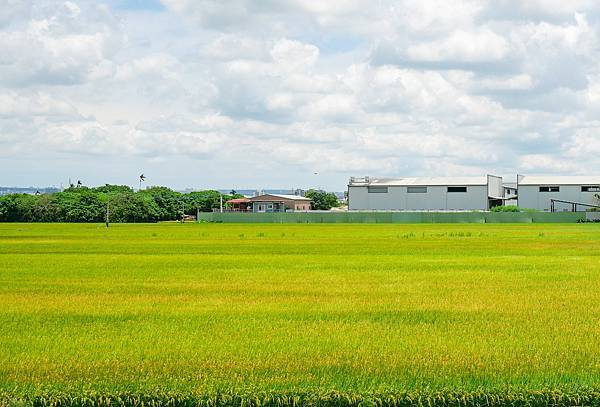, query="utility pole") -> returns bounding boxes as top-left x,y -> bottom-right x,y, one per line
105,198 -> 110,228
220,193 -> 223,213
